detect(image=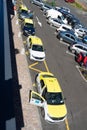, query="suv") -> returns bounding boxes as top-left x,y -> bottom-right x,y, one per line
68,43 -> 87,54
22,18 -> 35,36
29,72 -> 67,123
